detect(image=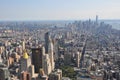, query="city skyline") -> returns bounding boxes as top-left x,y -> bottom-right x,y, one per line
0,0 -> 120,21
